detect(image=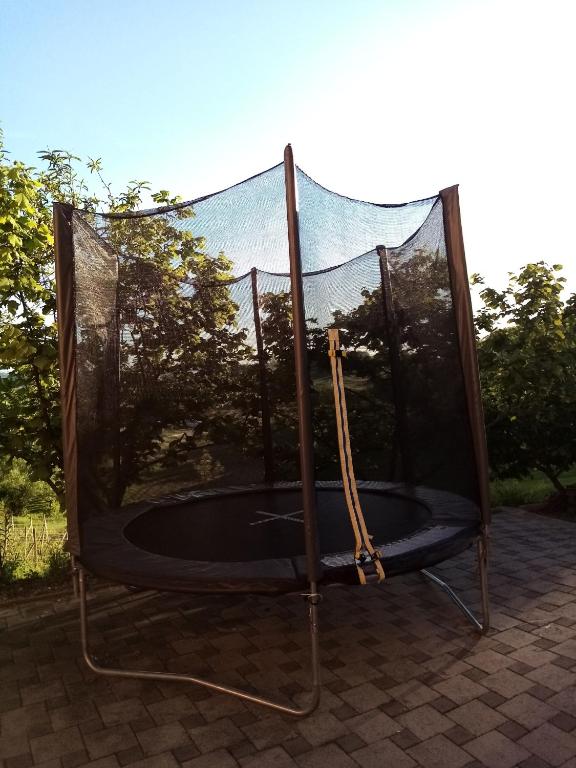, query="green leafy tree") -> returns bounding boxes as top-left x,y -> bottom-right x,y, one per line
473,262 -> 576,496
0,136 -> 60,498
324,247 -> 475,495
81,208 -> 253,505
254,247 -> 473,490
0,142 -> 157,509
1,139 -> 253,515
0,458 -> 34,517
257,290 -> 302,479
0,457 -> 58,517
